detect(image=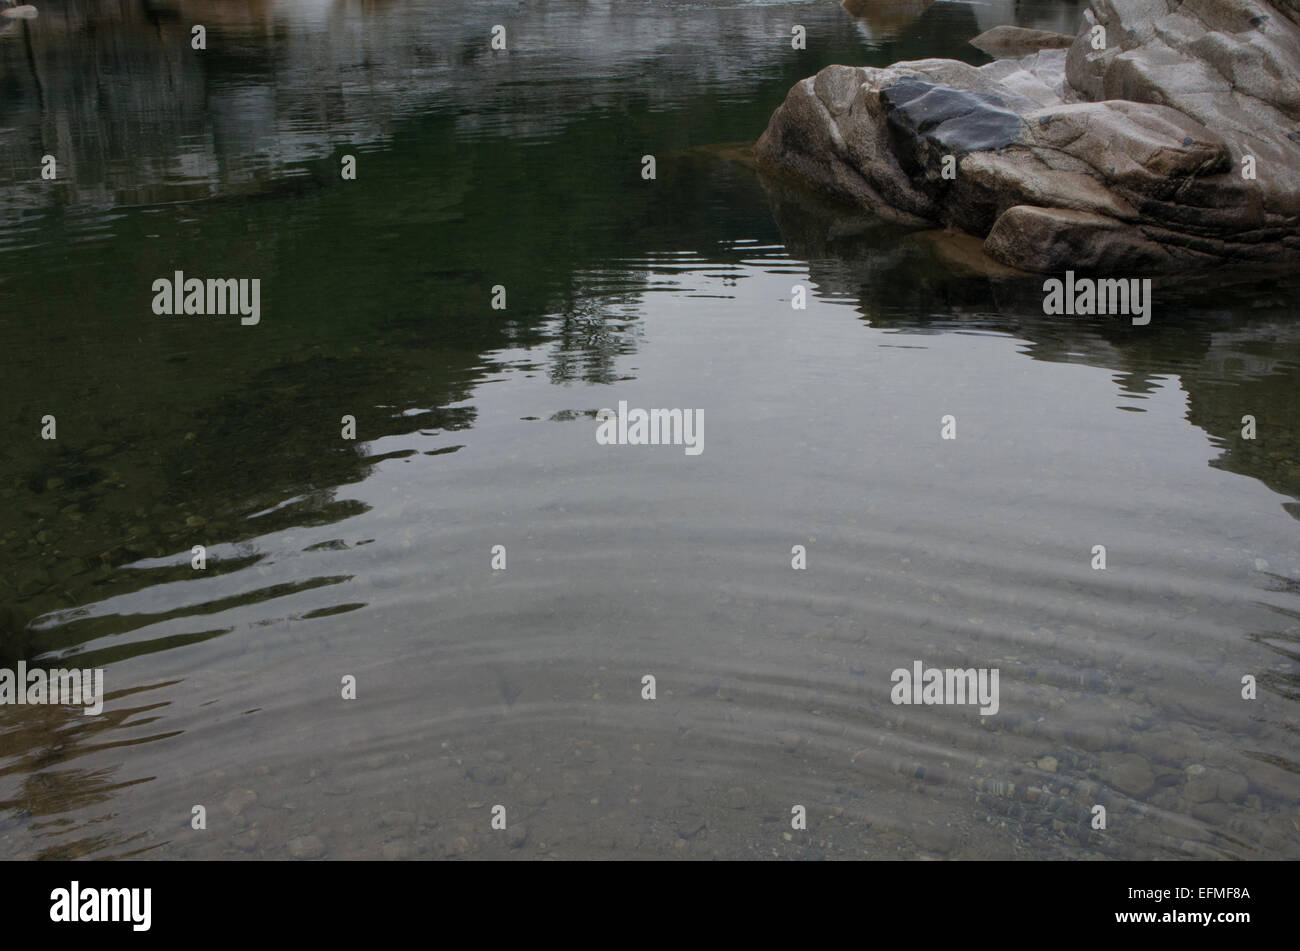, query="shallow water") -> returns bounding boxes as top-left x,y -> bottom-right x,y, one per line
1,0 -> 1297,860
